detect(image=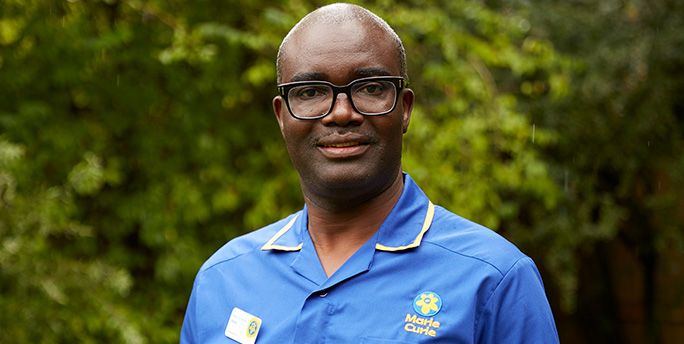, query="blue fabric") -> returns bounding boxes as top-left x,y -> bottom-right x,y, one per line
181,174 -> 559,343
